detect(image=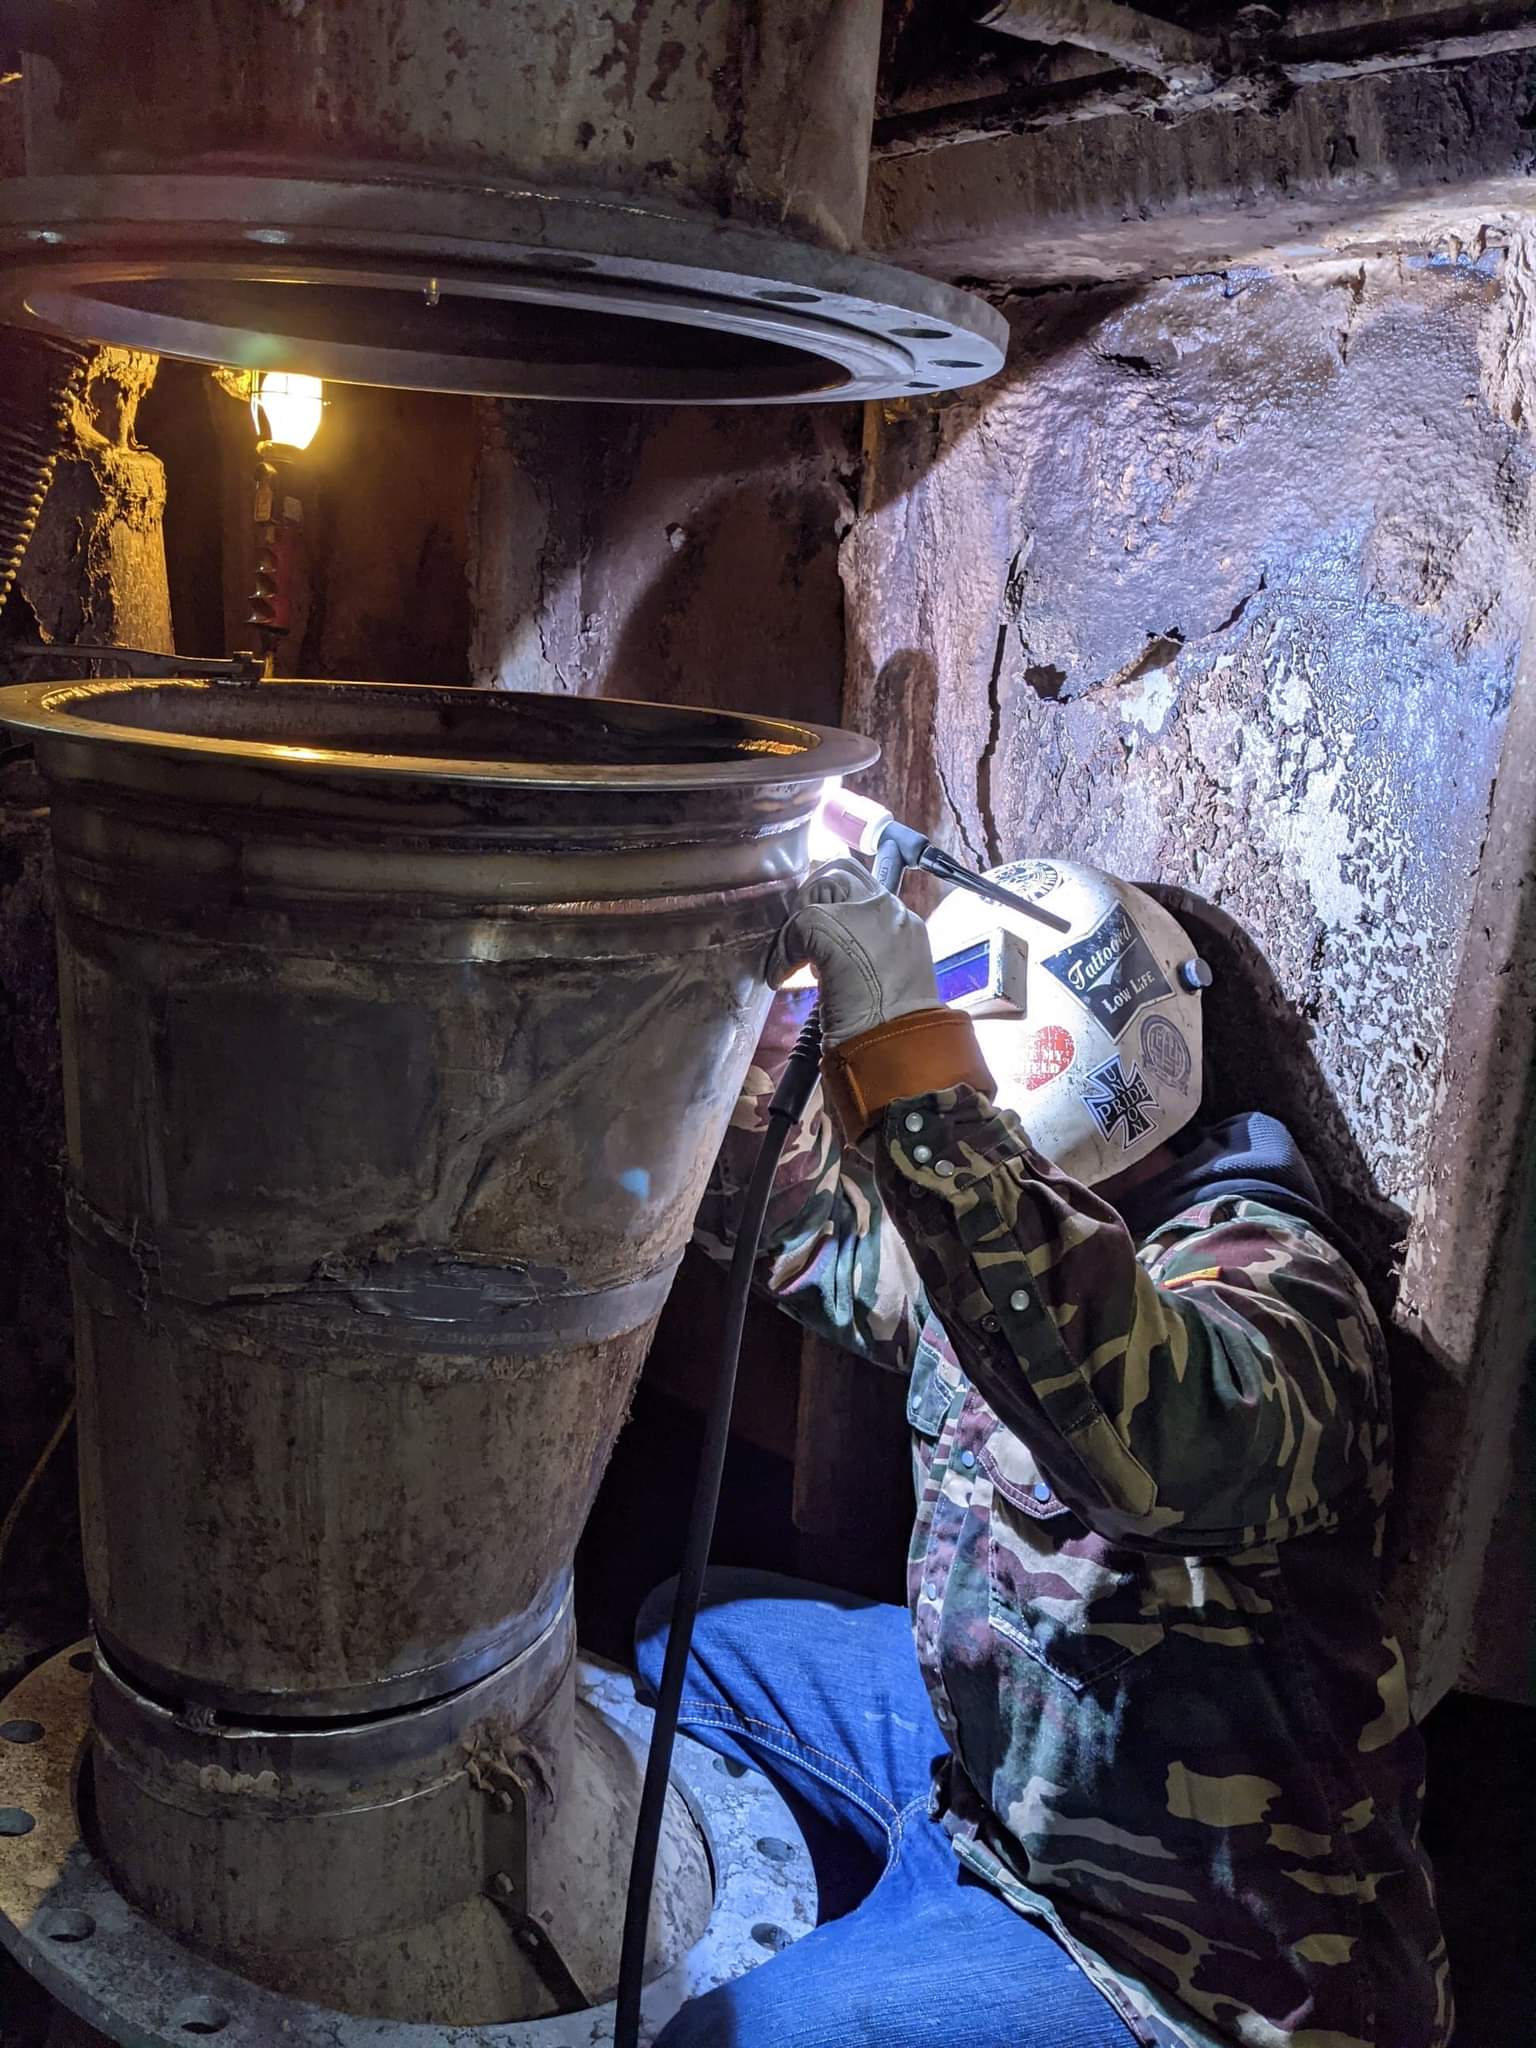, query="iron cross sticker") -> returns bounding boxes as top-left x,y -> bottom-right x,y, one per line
1083,1055 -> 1157,1150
